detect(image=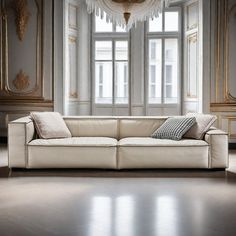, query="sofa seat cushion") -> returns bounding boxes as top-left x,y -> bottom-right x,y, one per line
29,137 -> 117,147
27,137 -> 117,169
118,137 -> 208,147
118,138 -> 209,169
